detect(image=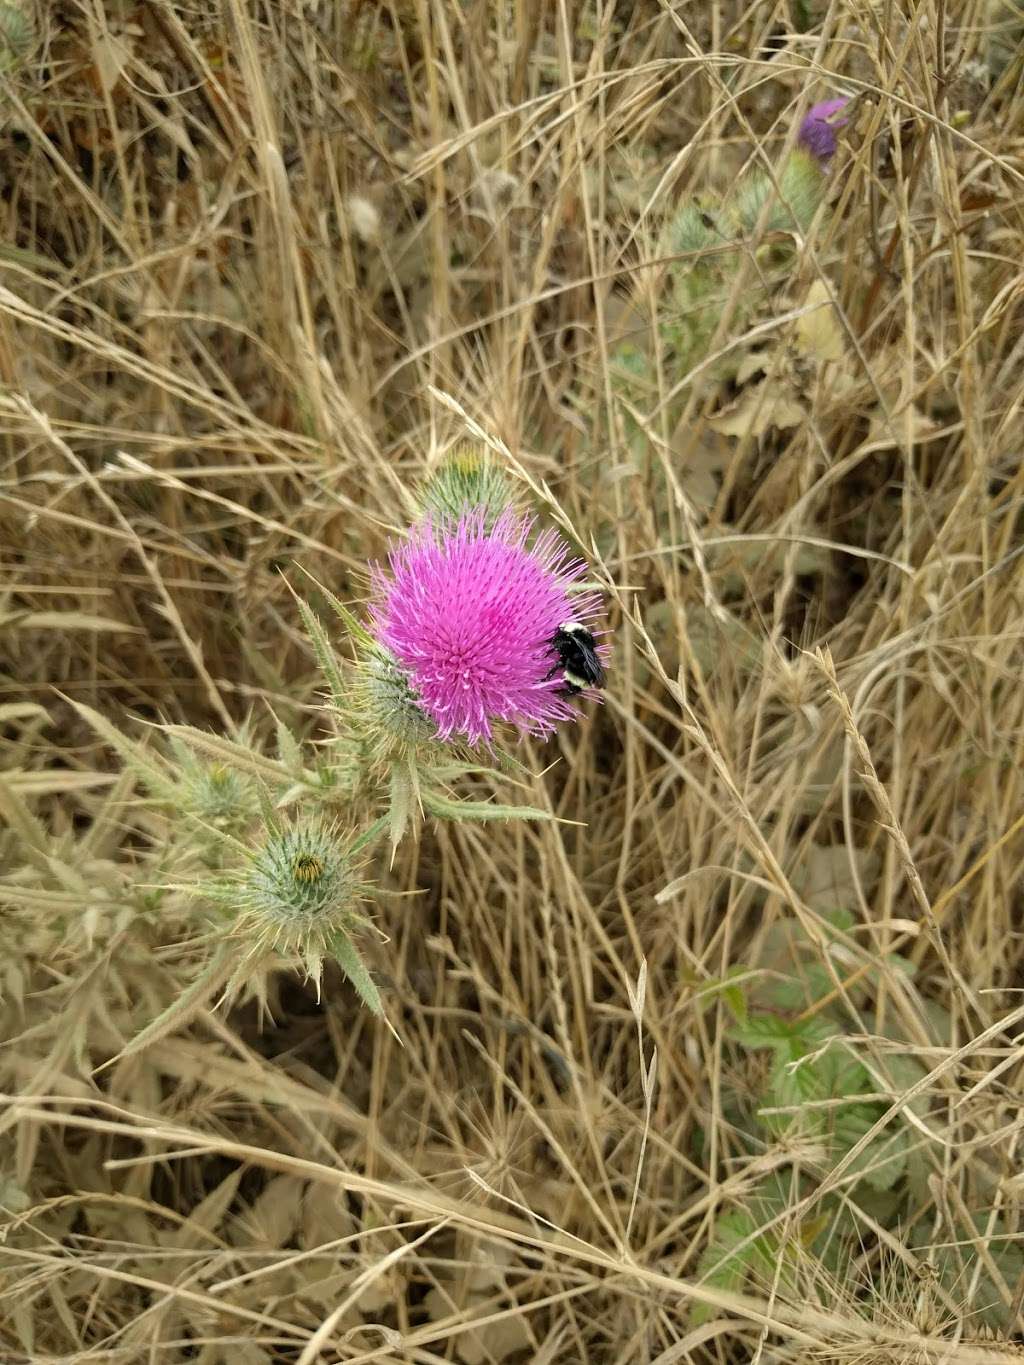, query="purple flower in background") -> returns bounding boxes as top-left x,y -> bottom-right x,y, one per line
371,509 -> 606,746
797,98 -> 850,165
